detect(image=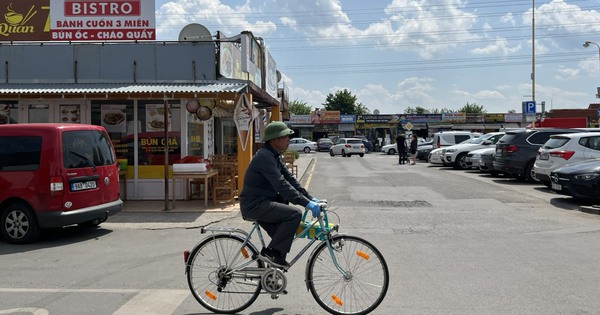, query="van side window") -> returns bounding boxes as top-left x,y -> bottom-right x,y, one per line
62,131 -> 115,169
0,136 -> 42,171
455,135 -> 471,143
